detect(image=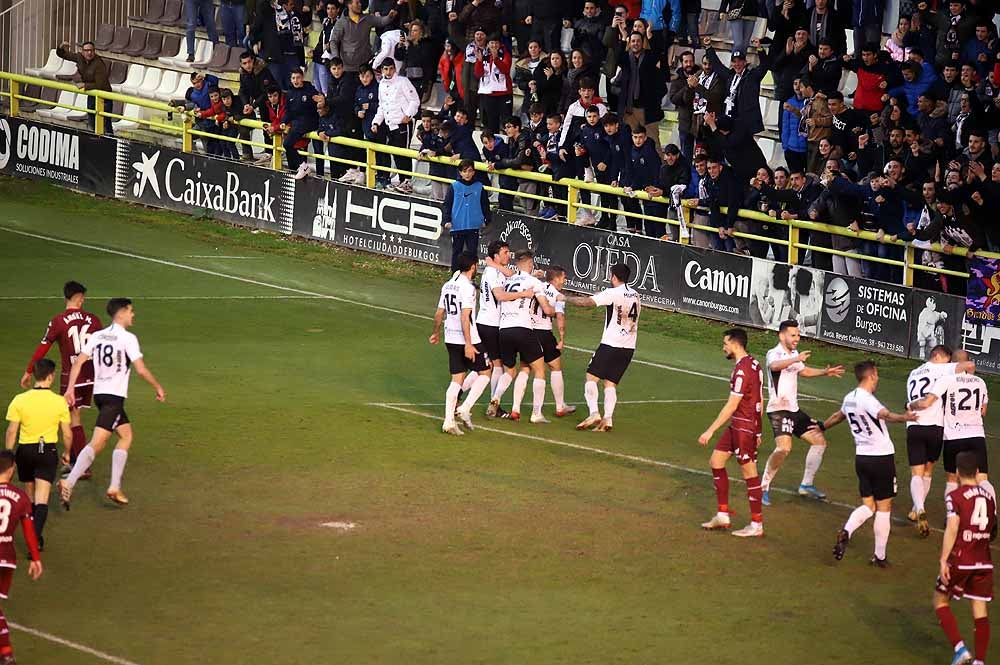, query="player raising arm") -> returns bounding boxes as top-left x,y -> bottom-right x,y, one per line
697,328 -> 765,538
